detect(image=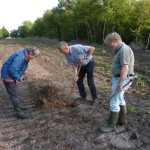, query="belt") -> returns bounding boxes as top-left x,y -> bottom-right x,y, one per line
114,74 -> 134,77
